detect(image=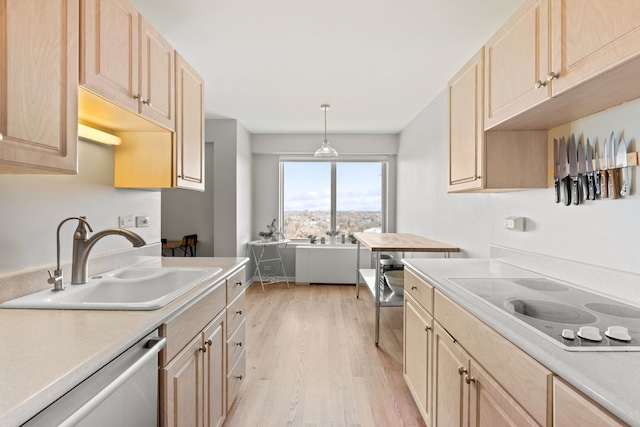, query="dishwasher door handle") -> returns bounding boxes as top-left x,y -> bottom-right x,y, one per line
59,336 -> 166,427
